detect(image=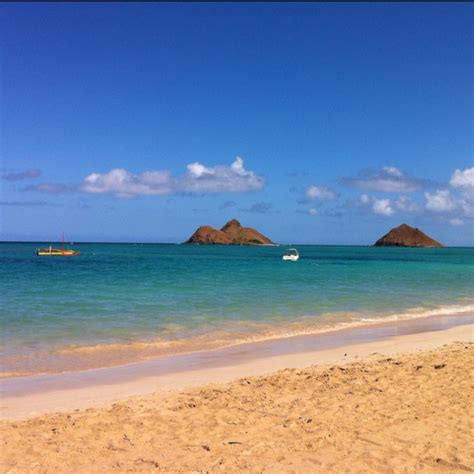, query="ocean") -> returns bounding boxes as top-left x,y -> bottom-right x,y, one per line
1,242 -> 473,377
